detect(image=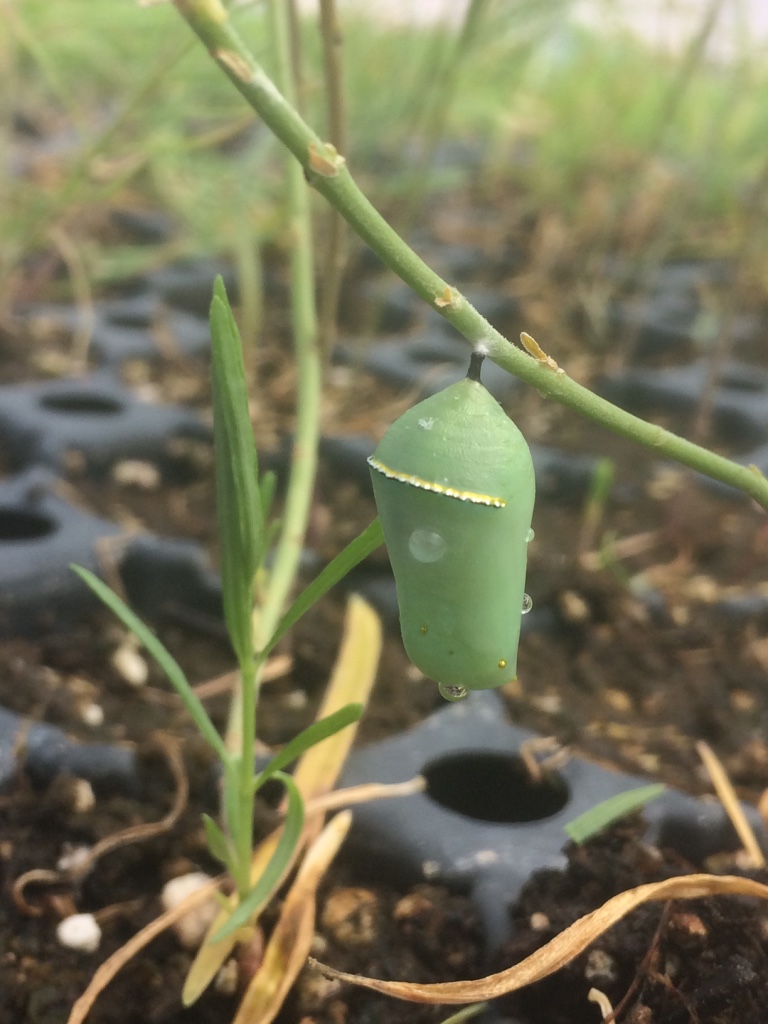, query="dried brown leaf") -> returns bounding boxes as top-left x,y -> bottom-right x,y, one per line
310,874 -> 768,1004
67,875 -> 225,1024
520,331 -> 565,374
696,740 -> 765,868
